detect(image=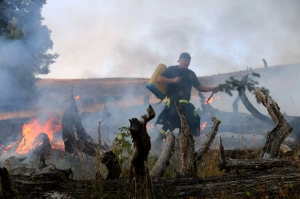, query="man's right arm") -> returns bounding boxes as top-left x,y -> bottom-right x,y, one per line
157,75 -> 181,84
